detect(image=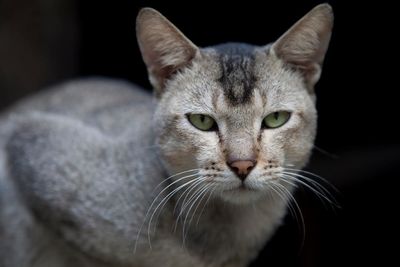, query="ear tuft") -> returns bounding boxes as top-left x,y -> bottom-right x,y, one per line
136,8 -> 199,96
271,4 -> 334,89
